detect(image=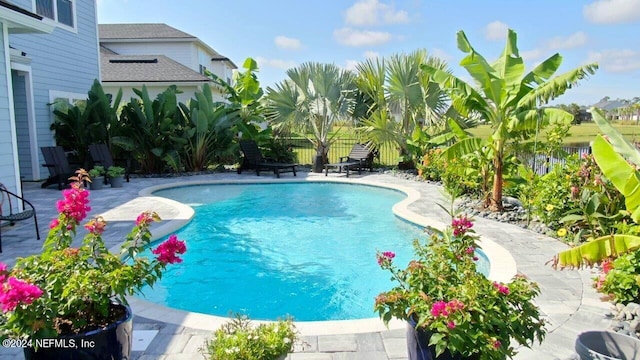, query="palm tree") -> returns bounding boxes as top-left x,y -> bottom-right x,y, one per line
355,50 -> 450,166
266,62 -> 357,172
423,29 -> 598,211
